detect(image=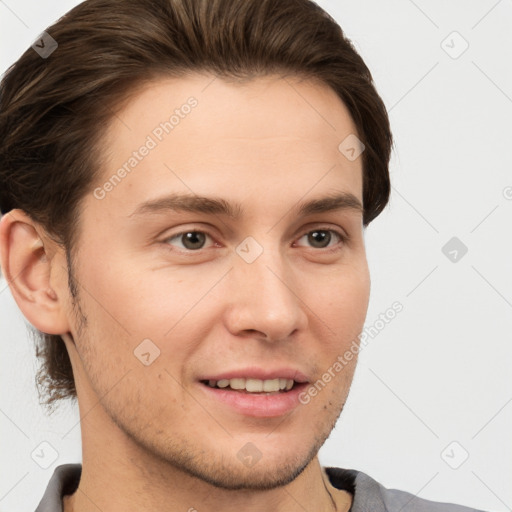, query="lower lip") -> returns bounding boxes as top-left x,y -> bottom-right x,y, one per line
198,382 -> 308,418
